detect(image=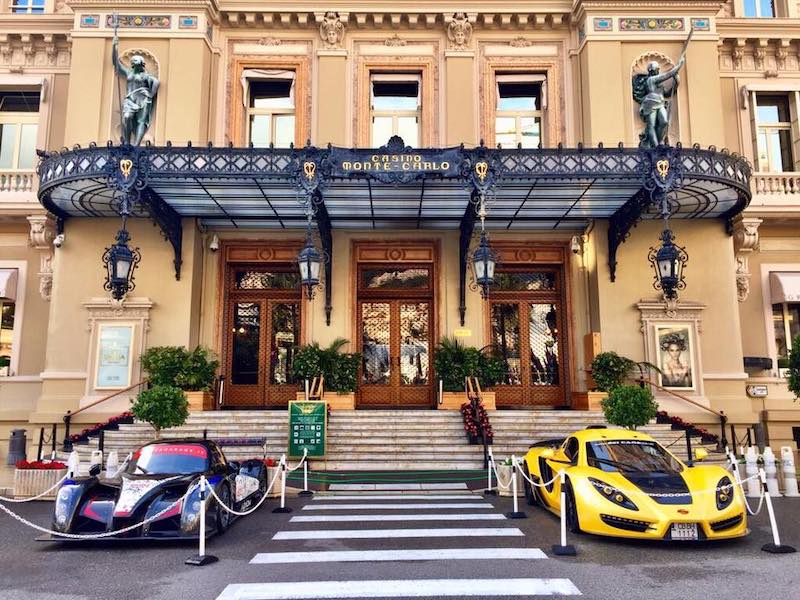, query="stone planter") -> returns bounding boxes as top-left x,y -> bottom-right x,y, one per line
266,466 -> 285,498
496,464 -> 523,497
14,468 -> 67,500
295,391 -> 355,409
186,390 -> 215,411
572,391 -> 607,410
438,391 -> 496,410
